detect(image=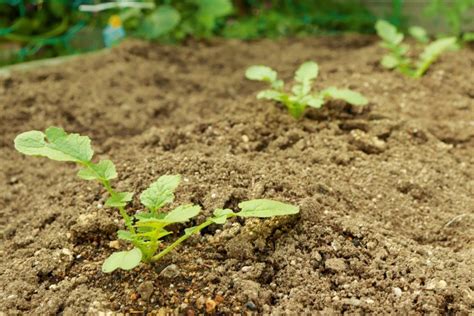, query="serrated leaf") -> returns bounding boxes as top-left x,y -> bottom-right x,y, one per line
322,87 -> 368,106
164,204 -> 201,223
140,175 -> 181,212
106,192 -> 134,207
375,20 -> 403,45
14,127 -> 93,163
77,160 -> 117,181
257,89 -> 285,101
245,66 -> 278,82
211,208 -> 235,224
139,5 -> 180,40
237,199 -> 299,218
381,55 -> 400,69
409,26 -> 429,43
102,248 -> 142,273
294,61 -> 318,84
